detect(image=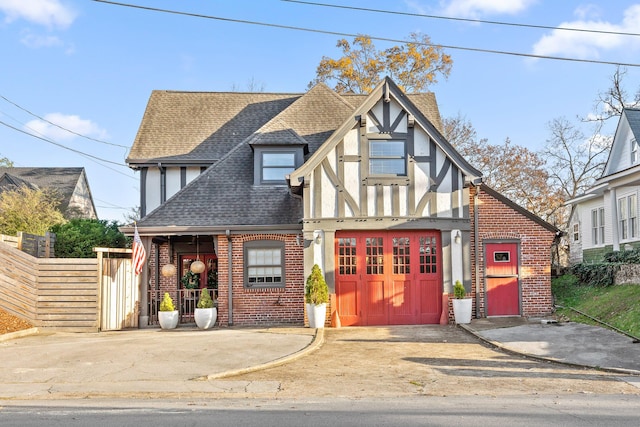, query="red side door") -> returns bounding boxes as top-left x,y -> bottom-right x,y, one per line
485,243 -> 520,316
